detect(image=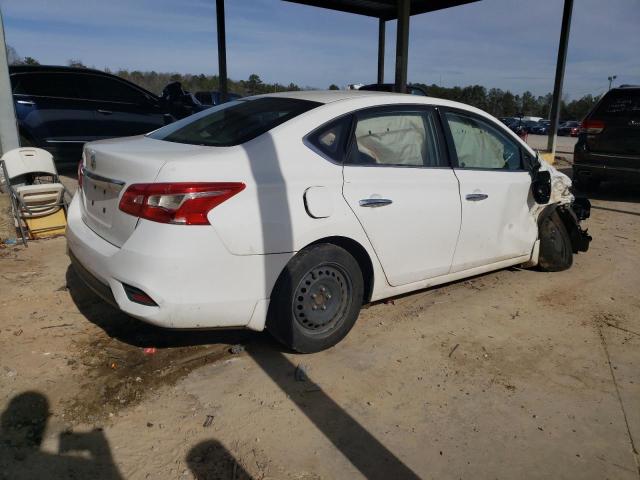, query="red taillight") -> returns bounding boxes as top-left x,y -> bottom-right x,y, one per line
580,119 -> 605,135
77,161 -> 83,189
118,182 -> 245,225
